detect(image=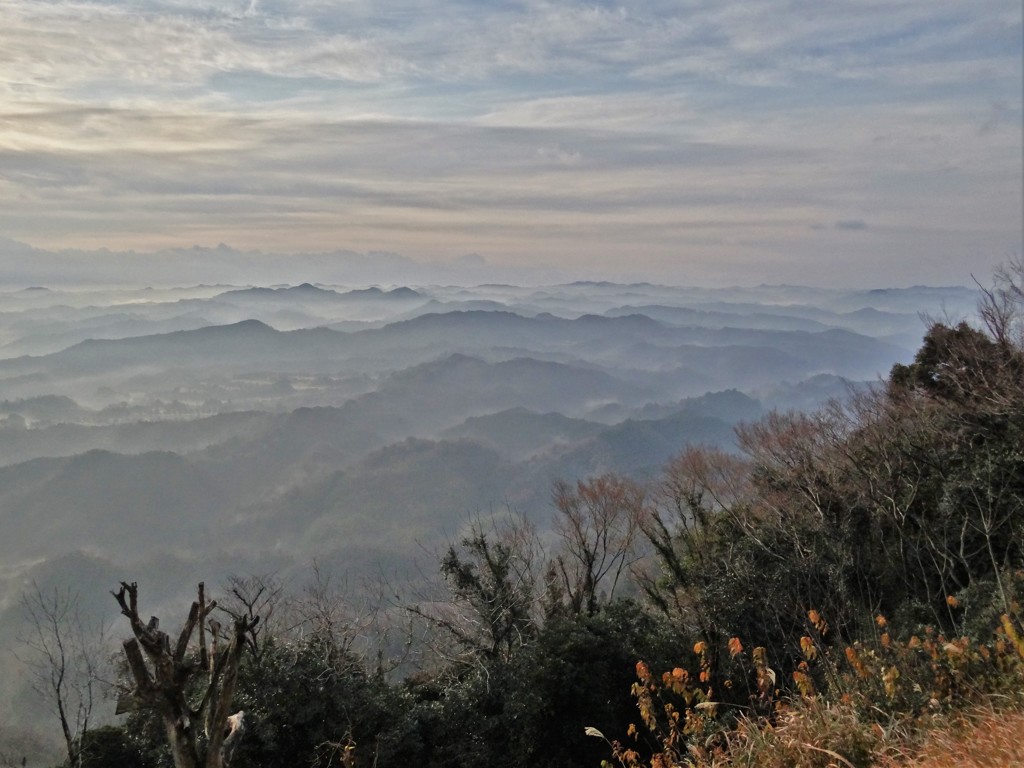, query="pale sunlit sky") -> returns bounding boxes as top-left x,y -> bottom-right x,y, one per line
0,0 -> 1021,286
